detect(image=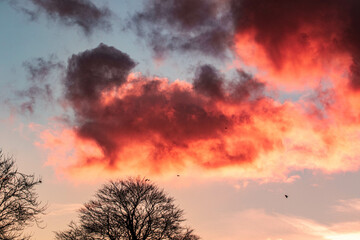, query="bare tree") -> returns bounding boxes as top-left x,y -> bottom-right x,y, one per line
56,178 -> 200,240
54,222 -> 95,240
0,150 -> 46,239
